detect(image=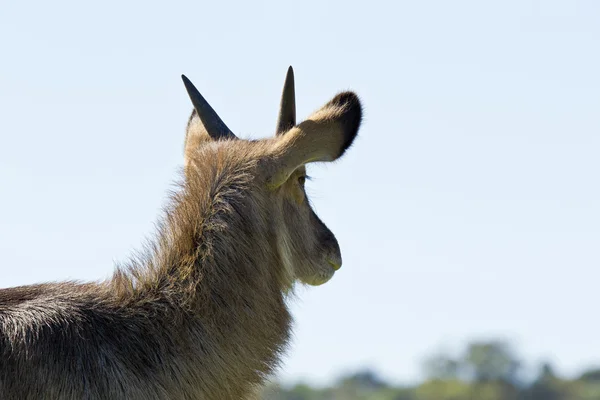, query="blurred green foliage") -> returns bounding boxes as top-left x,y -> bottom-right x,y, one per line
261,339 -> 600,400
